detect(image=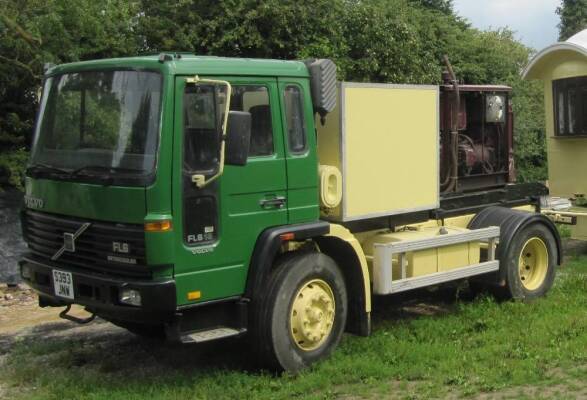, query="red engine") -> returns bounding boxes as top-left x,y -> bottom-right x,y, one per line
439,76 -> 514,193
